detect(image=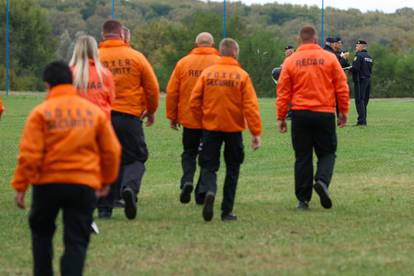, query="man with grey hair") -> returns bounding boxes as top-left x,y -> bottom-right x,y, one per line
190,38 -> 262,222
166,32 -> 220,205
